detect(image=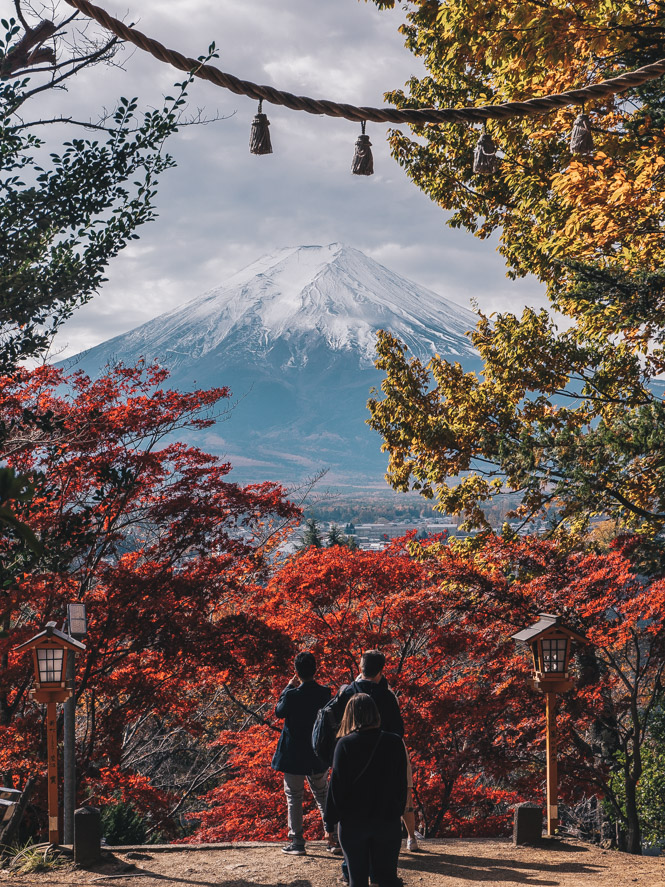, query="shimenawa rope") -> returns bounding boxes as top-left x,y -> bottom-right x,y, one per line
61,0 -> 665,126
